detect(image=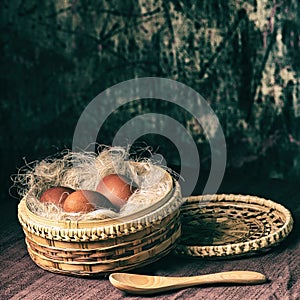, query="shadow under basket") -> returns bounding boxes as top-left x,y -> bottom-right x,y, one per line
18,179 -> 182,277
